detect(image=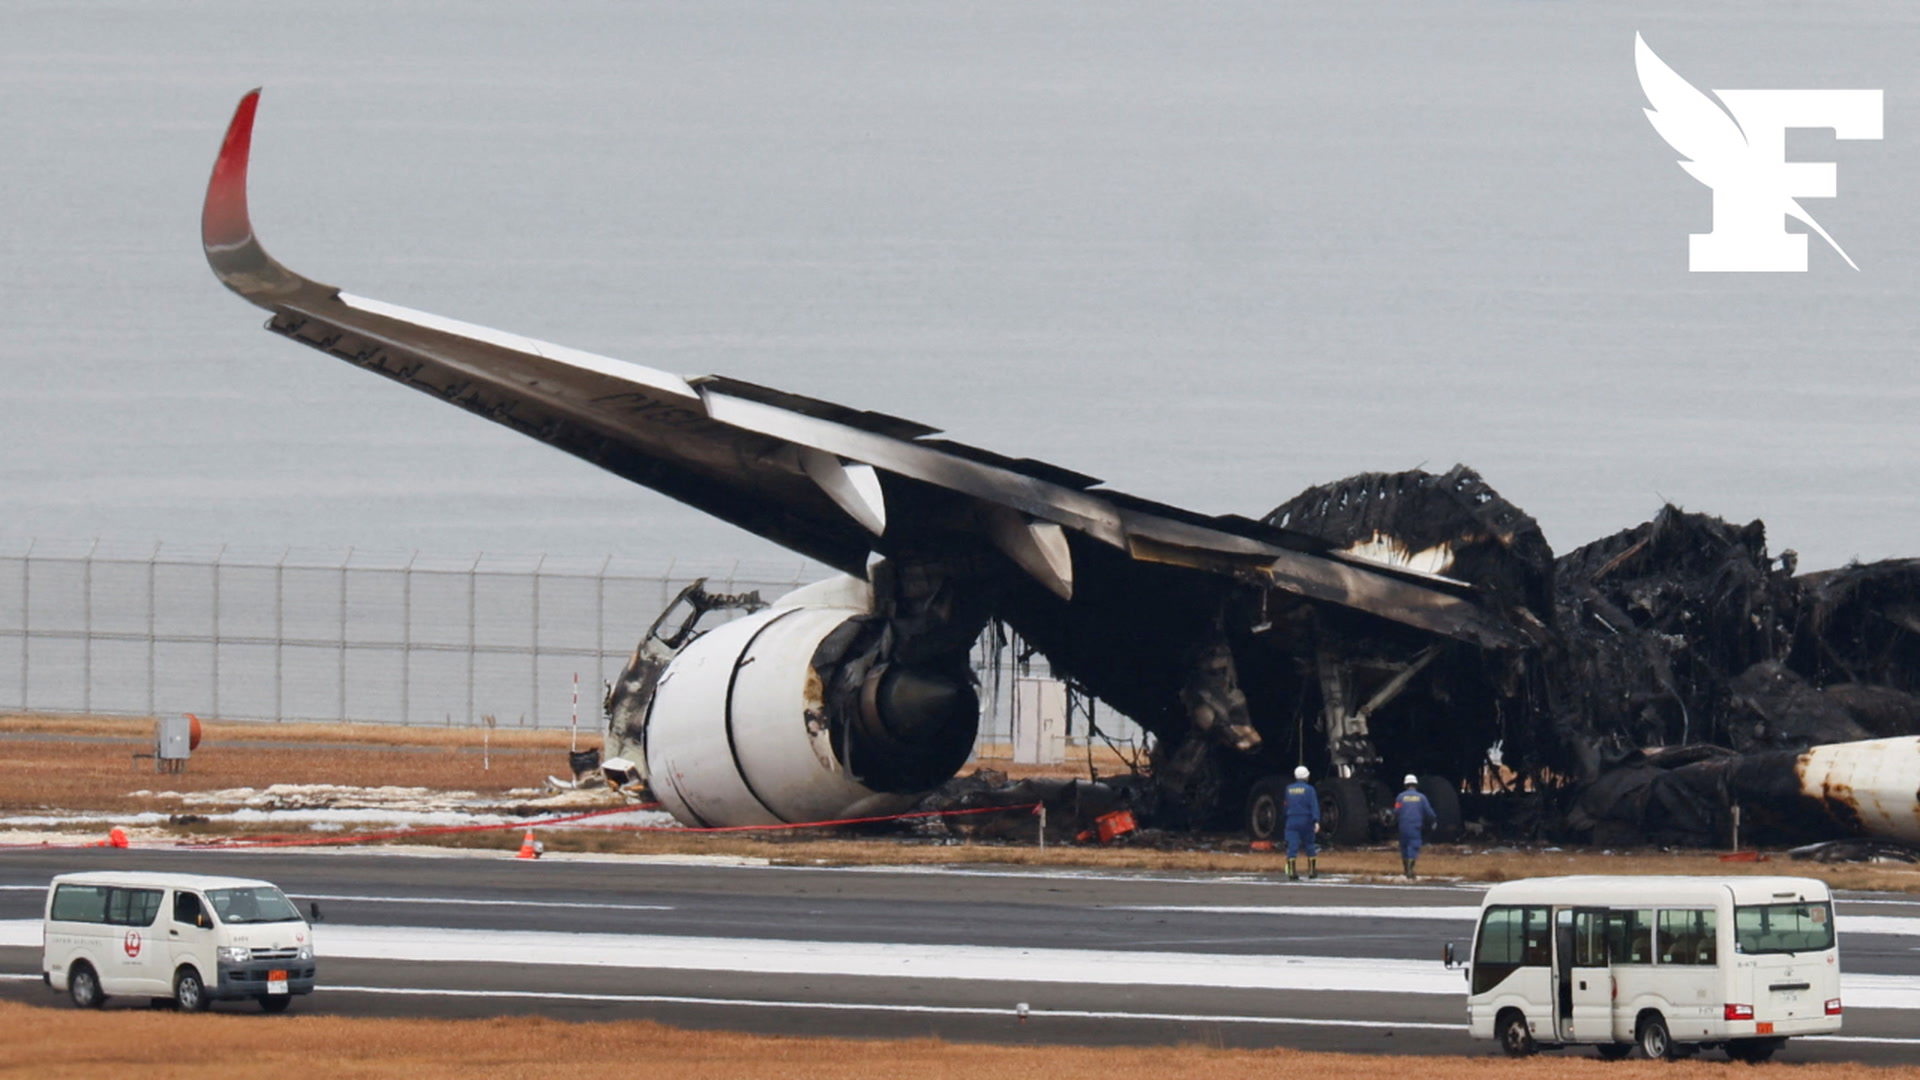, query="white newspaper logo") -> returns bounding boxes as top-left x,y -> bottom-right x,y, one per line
1635,33 -> 1881,272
